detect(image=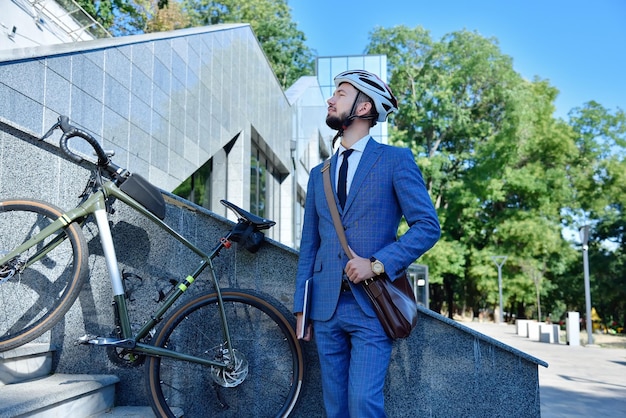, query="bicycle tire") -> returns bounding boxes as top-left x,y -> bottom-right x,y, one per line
0,199 -> 88,351
146,288 -> 305,418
